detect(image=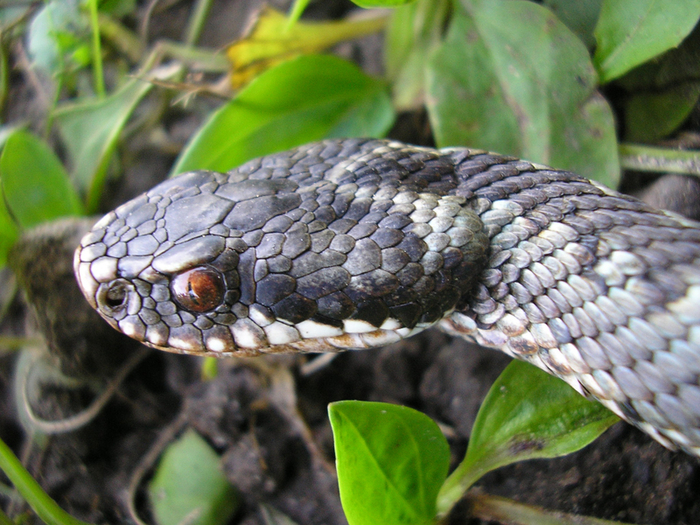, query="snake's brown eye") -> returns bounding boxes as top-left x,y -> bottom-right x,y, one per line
171,266 -> 225,313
